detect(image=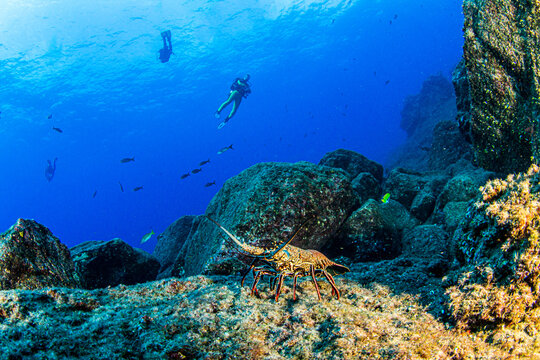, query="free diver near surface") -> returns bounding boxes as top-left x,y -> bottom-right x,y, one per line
44,158 -> 57,182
